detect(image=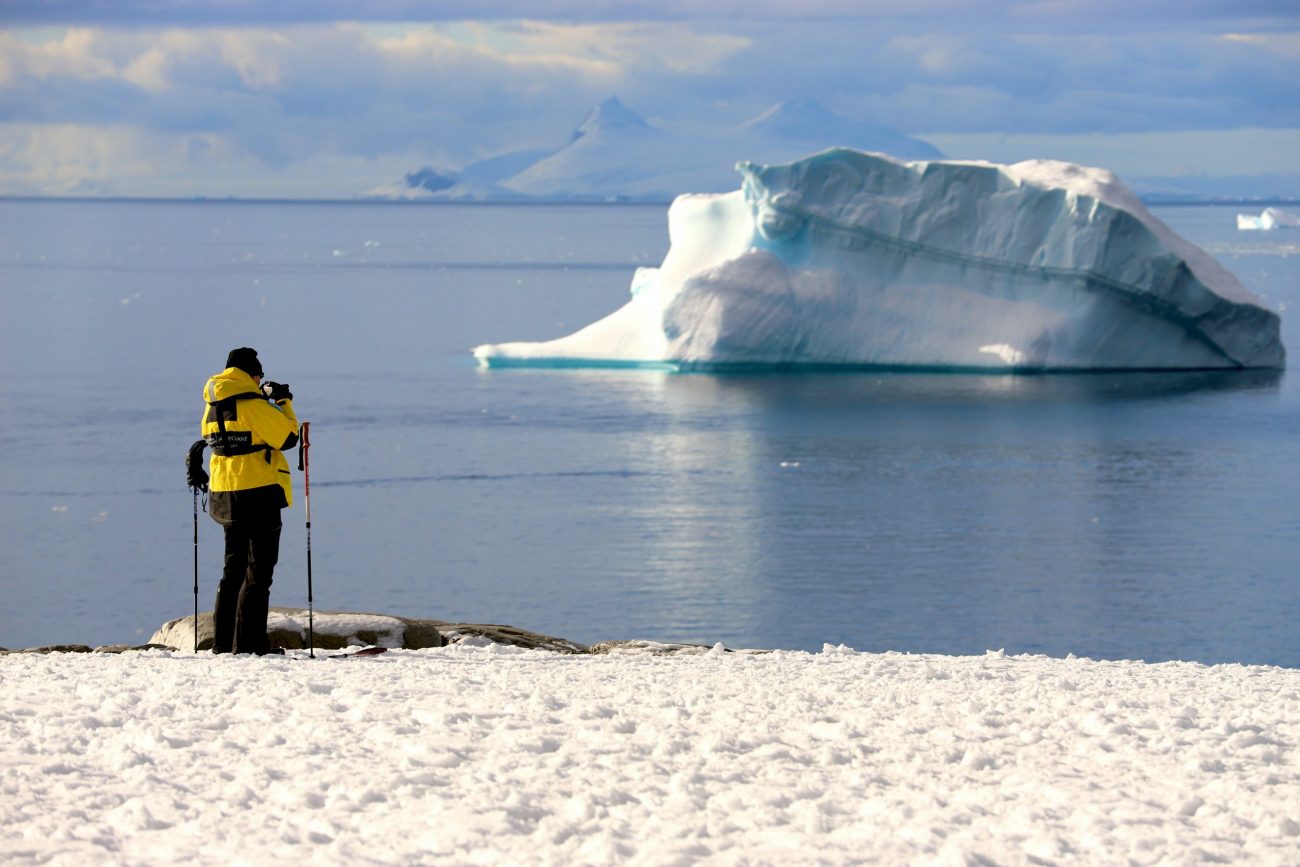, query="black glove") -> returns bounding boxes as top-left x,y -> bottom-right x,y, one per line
186,439 -> 209,492
261,381 -> 293,402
